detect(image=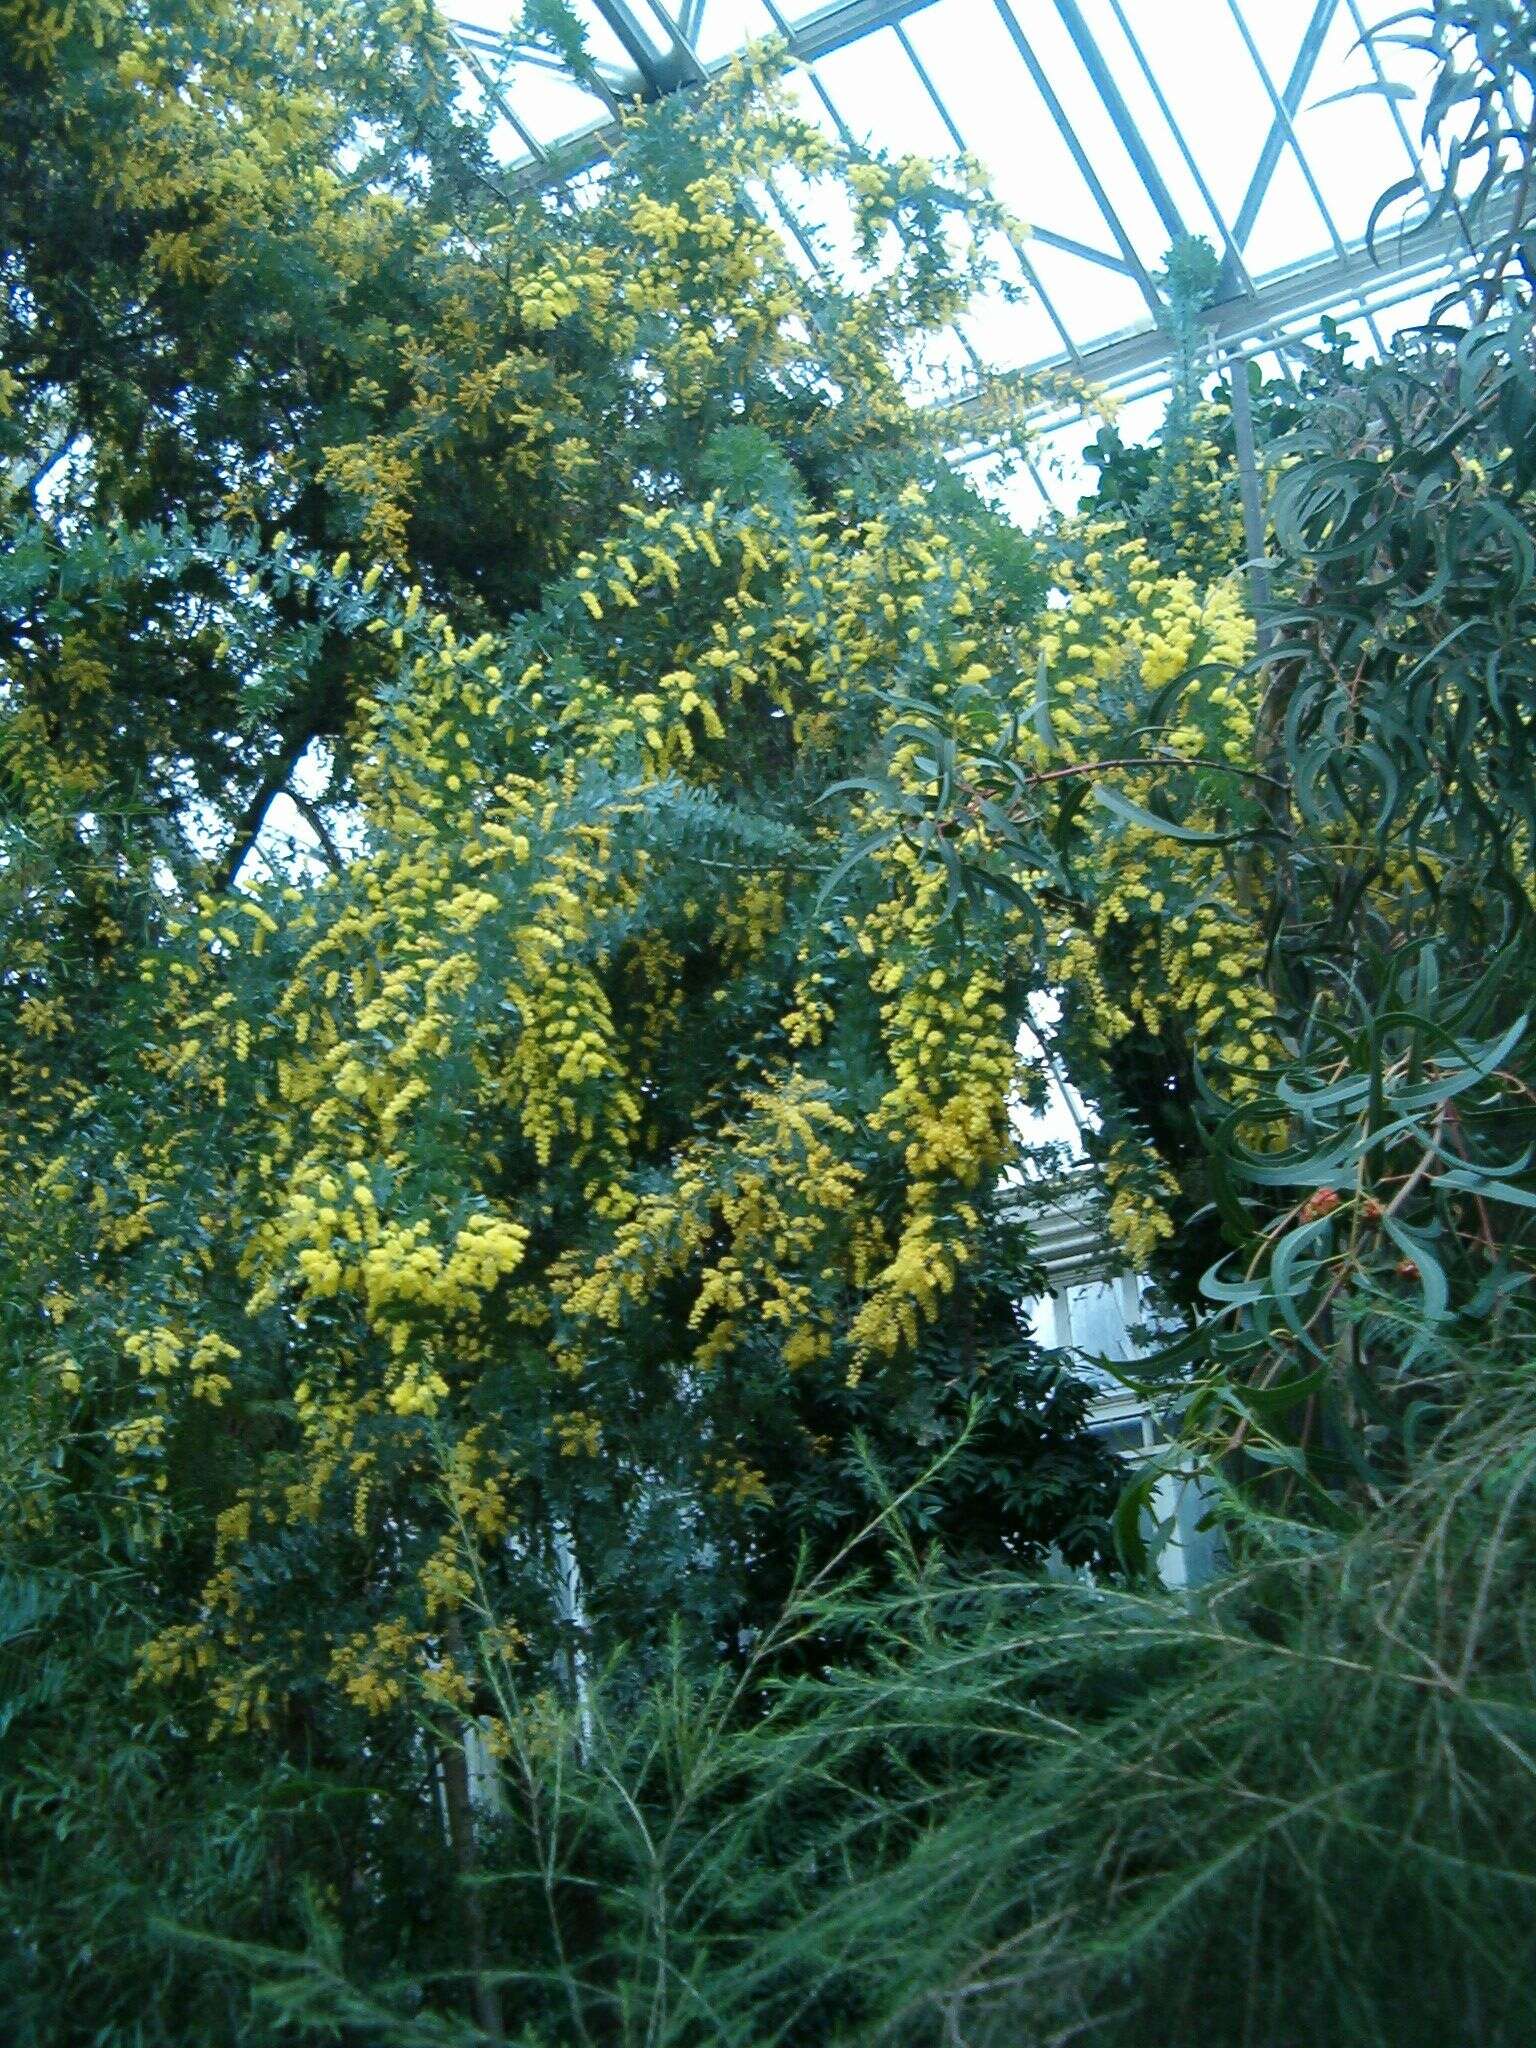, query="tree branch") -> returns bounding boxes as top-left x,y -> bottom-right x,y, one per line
214,726 -> 316,893
287,786 -> 346,874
